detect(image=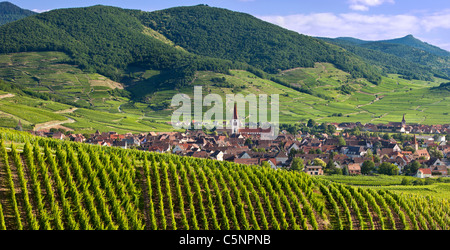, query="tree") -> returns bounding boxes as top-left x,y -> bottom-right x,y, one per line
244,138 -> 253,147
307,119 -> 316,128
313,158 -> 326,168
261,161 -> 271,168
327,124 -> 336,134
373,155 -> 381,163
337,136 -> 346,146
403,160 -> 421,175
378,162 -> 399,176
325,159 -> 342,175
290,158 -> 304,171
428,146 -> 443,159
342,165 -> 349,175
401,177 -> 412,185
361,160 -> 375,175
288,149 -> 298,158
